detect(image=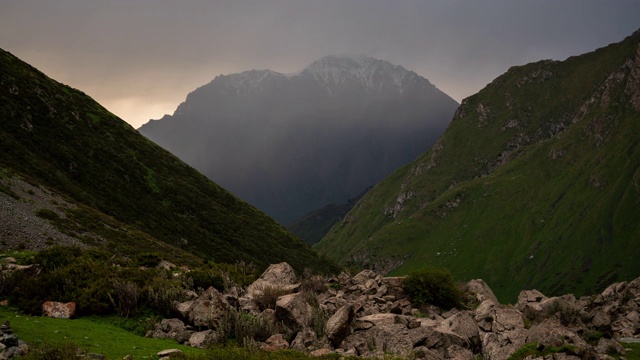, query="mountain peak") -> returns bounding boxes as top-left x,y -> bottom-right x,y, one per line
302,55 -> 432,96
